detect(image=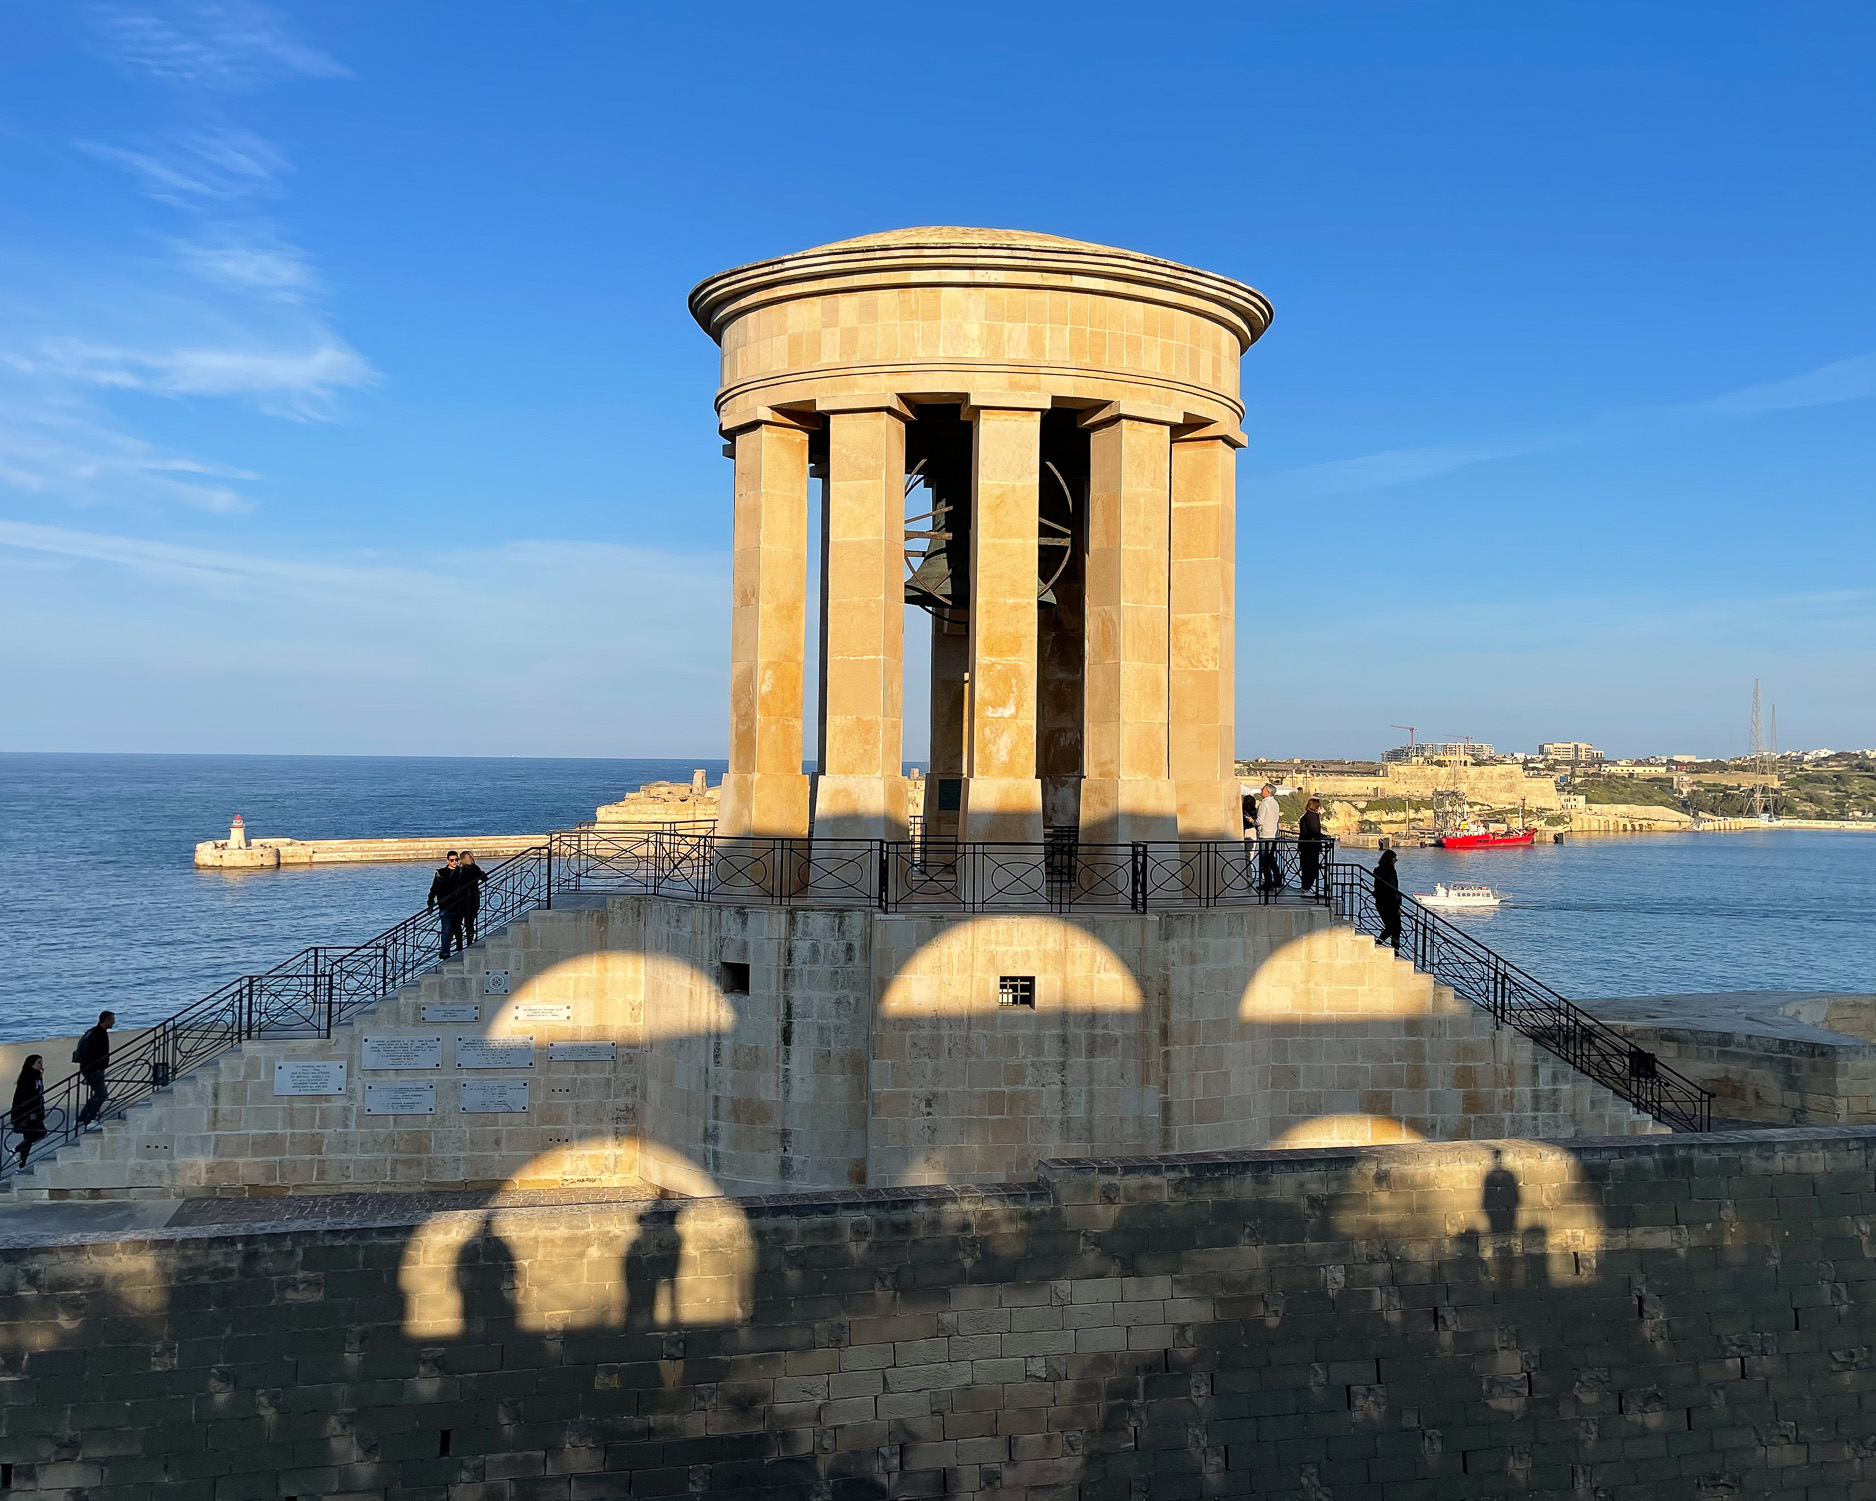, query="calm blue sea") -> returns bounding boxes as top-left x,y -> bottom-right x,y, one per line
0,754 -> 724,1041
0,753 -> 1872,1041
